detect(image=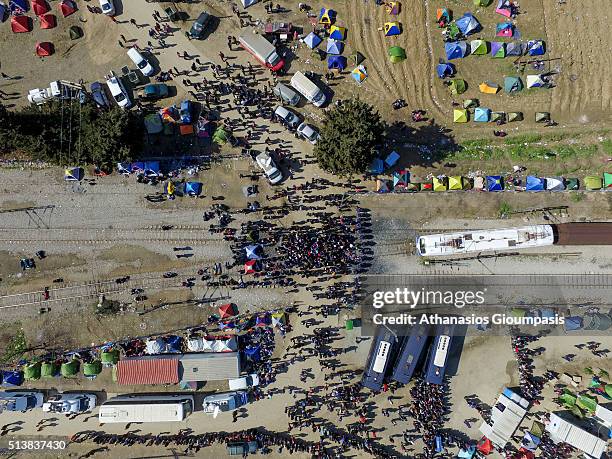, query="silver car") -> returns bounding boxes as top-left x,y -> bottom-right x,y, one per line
274,106 -> 300,129
296,123 -> 320,144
